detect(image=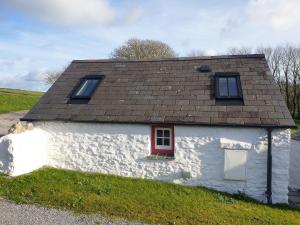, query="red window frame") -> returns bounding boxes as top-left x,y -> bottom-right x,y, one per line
151,125 -> 175,156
